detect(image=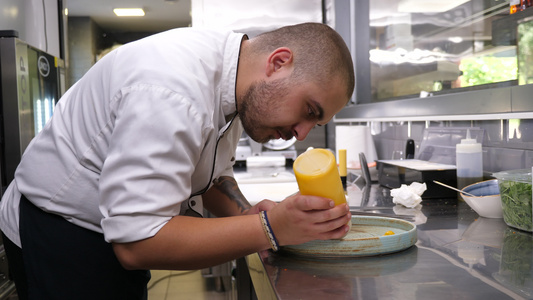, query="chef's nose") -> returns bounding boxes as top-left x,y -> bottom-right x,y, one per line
293,121 -> 316,141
